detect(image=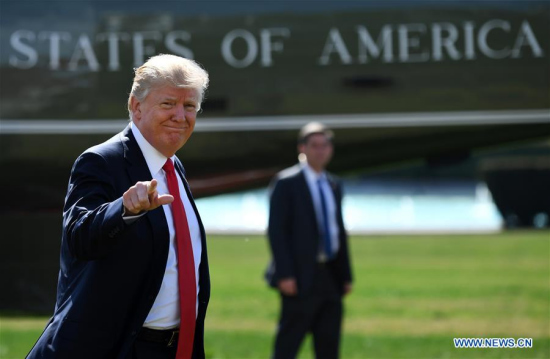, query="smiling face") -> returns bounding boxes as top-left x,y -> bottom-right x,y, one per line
130,86 -> 200,157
